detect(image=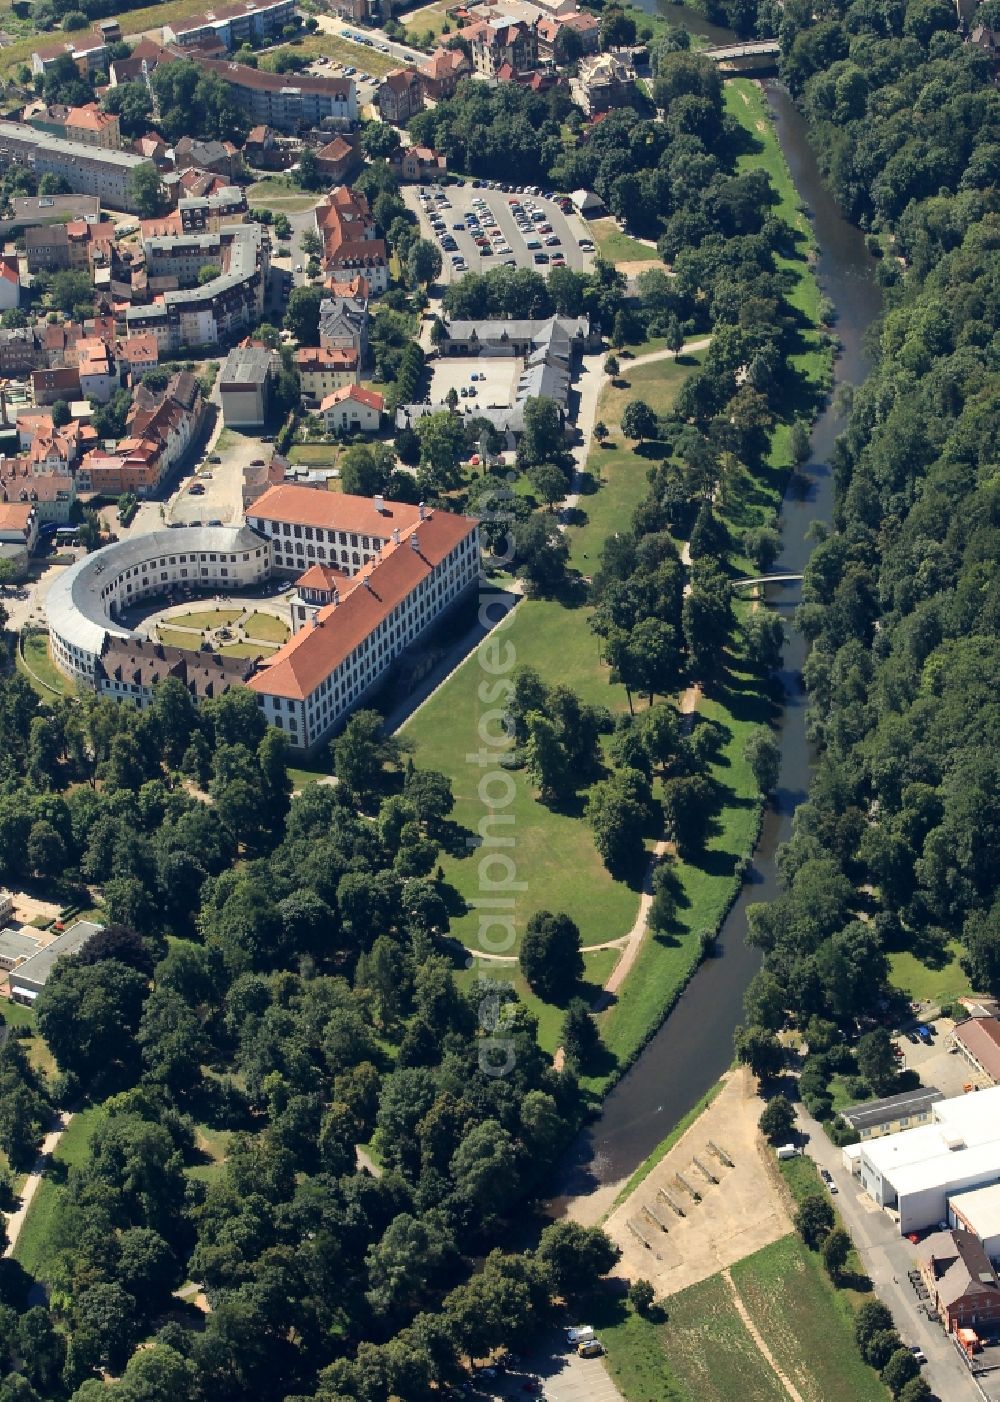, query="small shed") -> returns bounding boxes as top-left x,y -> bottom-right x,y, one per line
570,188 -> 606,217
